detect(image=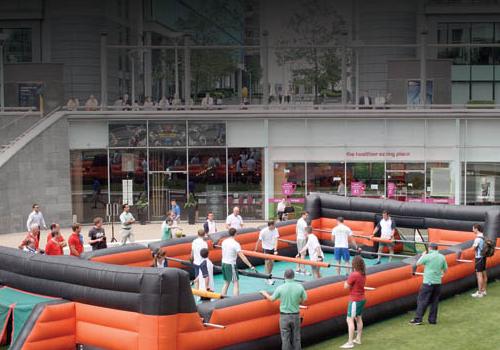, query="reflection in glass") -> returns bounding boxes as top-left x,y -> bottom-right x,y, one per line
346,163 -> 385,198
471,23 -> 493,65
273,162 -> 305,220
465,162 -> 500,205
306,162 -> 345,195
386,163 -> 425,202
188,121 -> 226,146
149,149 -> 186,172
148,121 -> 186,146
228,148 -> 264,219
109,123 -> 147,147
70,150 -> 108,223
189,149 -> 226,220
426,162 -> 452,202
